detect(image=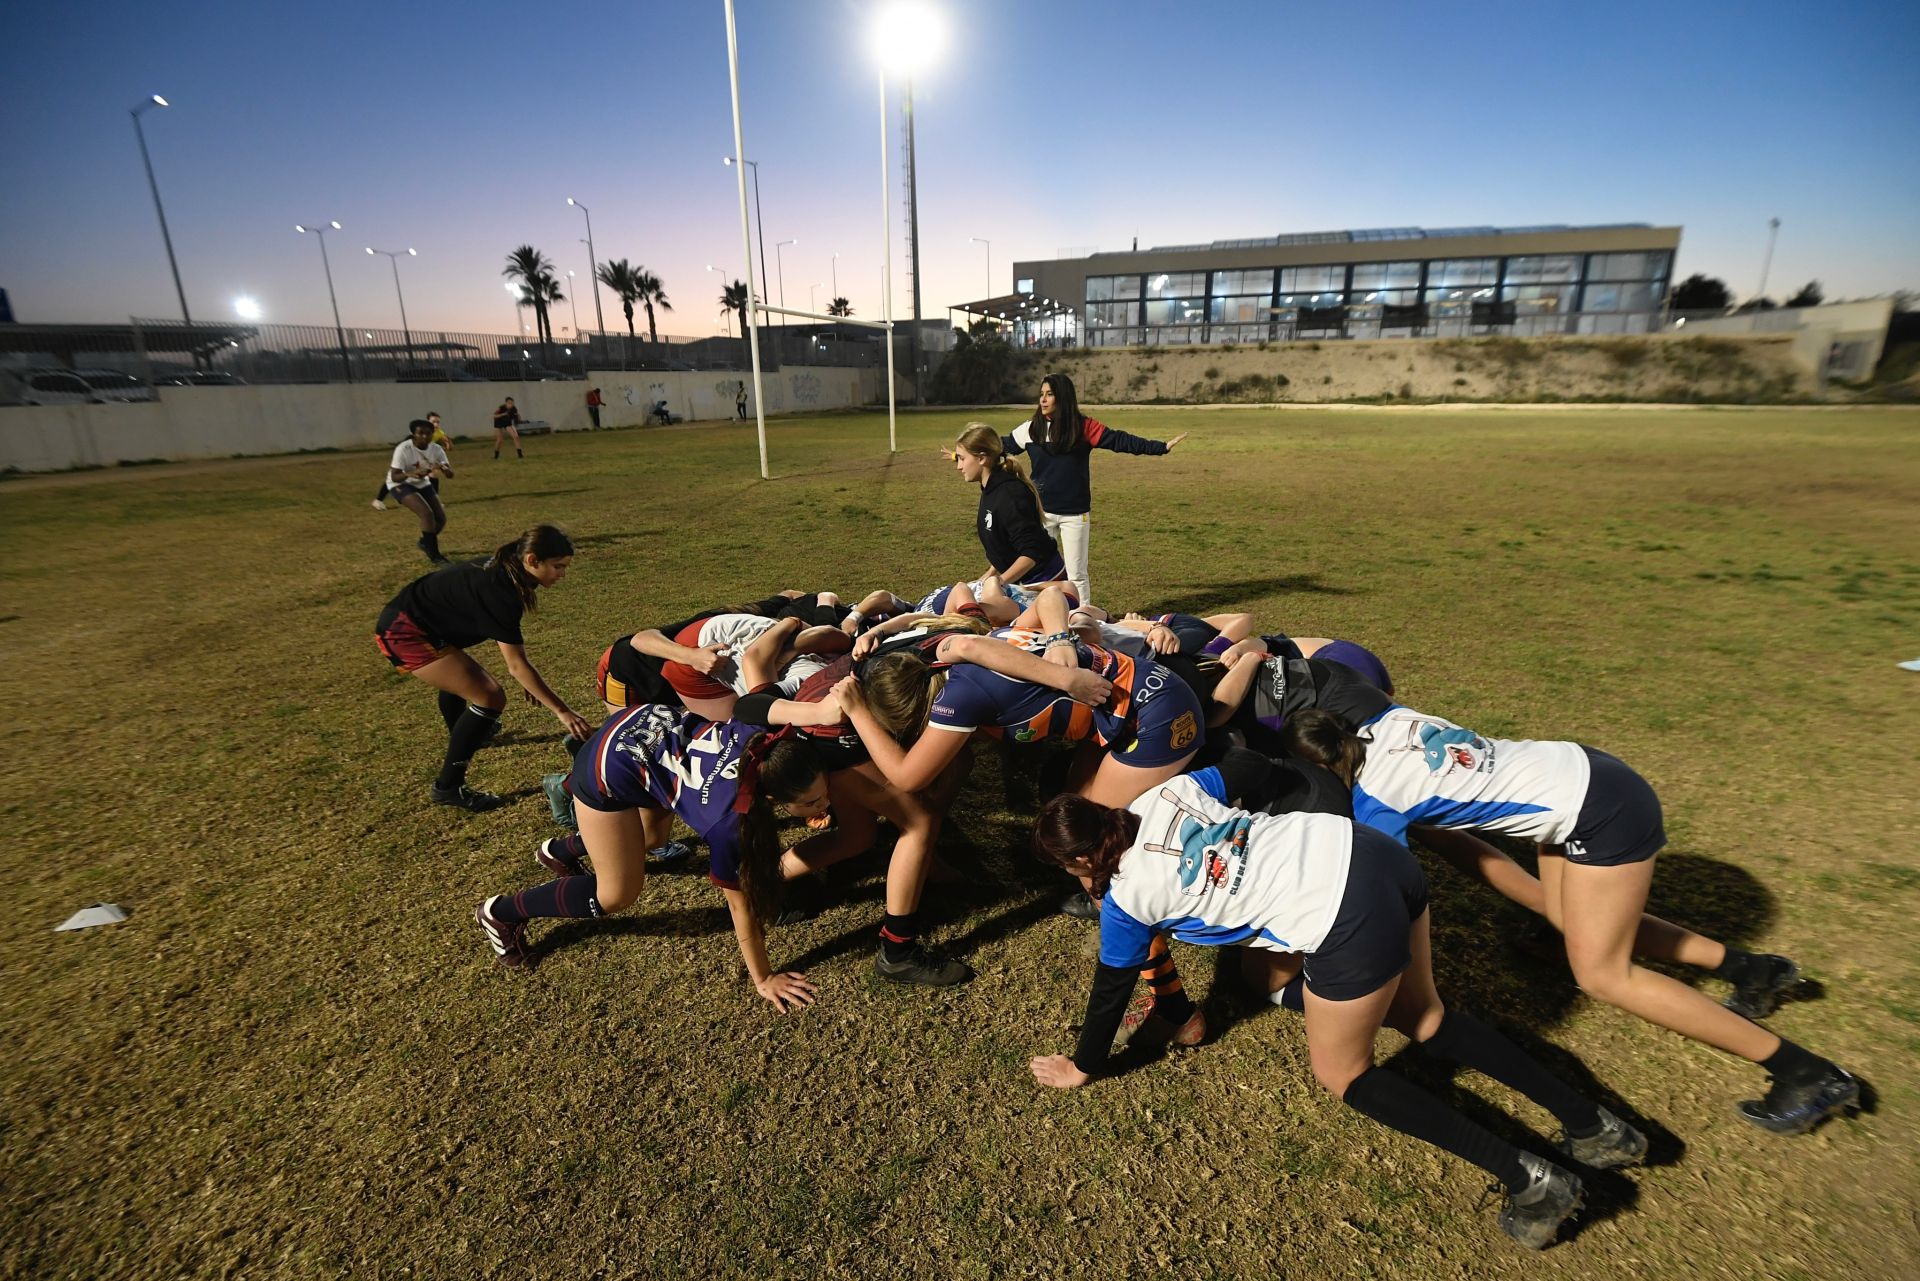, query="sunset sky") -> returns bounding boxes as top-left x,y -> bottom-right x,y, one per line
3,0 -> 1915,338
